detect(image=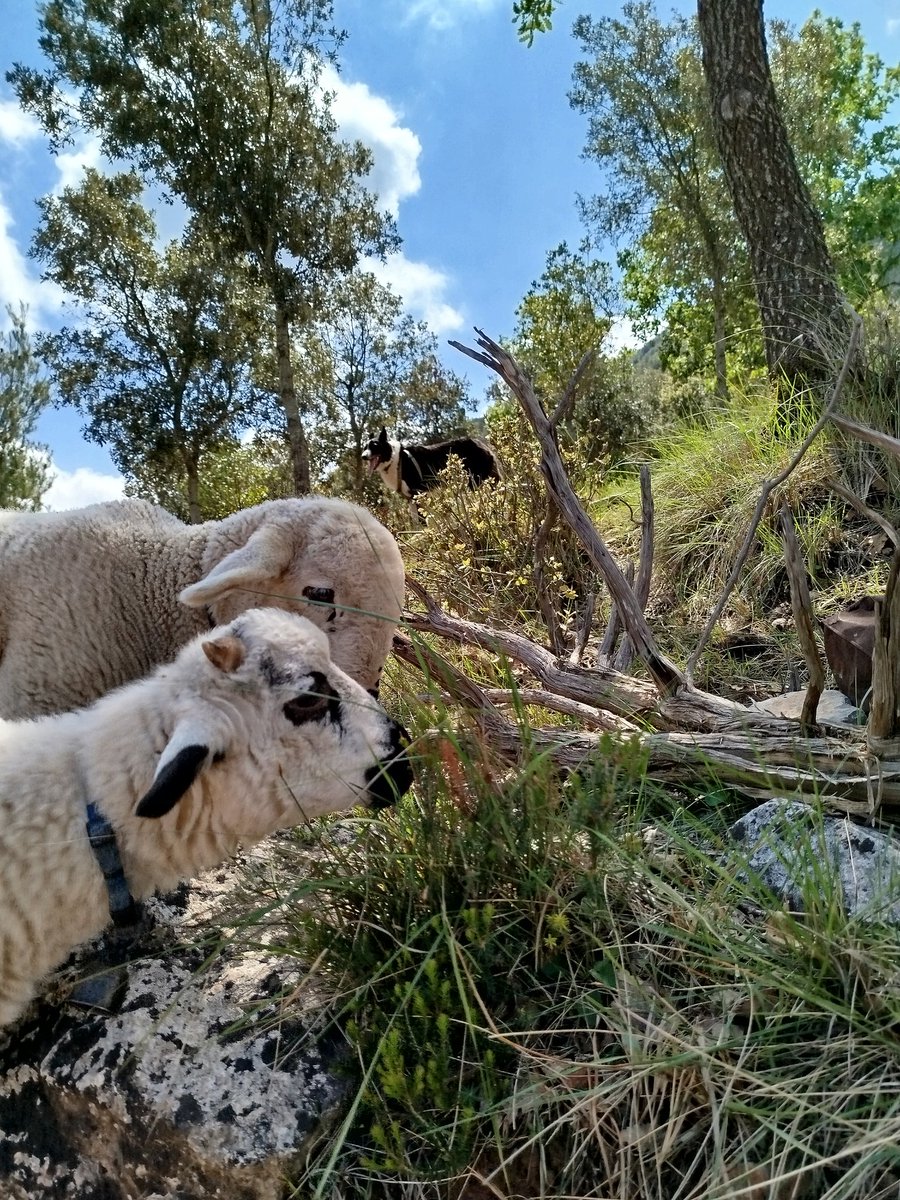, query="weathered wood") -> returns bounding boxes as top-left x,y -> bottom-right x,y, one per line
869,550 -> 900,741
614,465 -> 655,673
449,330 -> 684,697
780,502 -> 824,732
831,414 -> 900,465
